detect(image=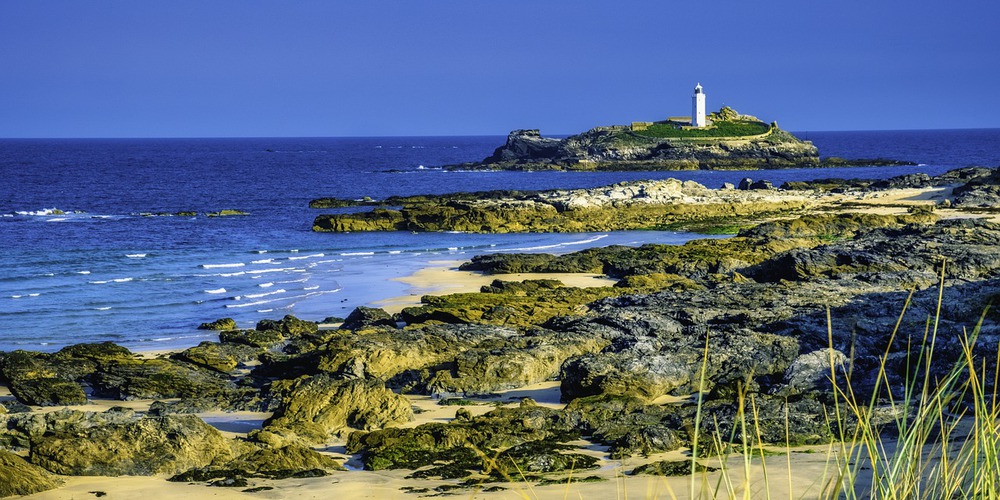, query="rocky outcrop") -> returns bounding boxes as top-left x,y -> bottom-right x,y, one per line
340,306 -> 396,330
13,408 -> 248,476
448,112 -> 820,171
253,376 -> 412,446
314,178 -> 830,233
0,450 -> 61,497
169,444 -> 343,484
197,317 -> 237,330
